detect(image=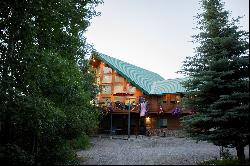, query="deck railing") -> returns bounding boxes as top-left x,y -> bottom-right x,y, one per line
97,101 -> 180,113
